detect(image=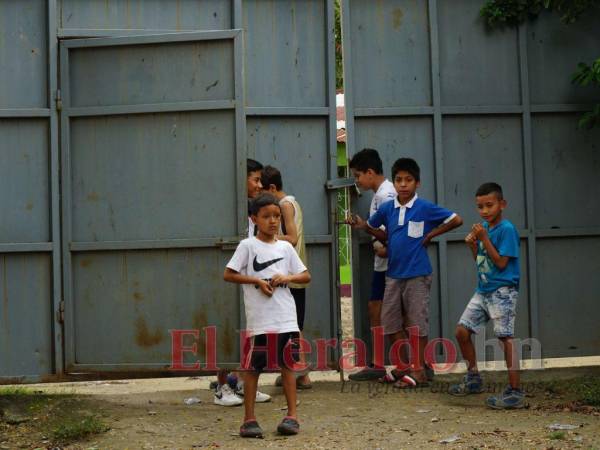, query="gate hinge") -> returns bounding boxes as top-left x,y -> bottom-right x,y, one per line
57,300 -> 65,324
55,89 -> 62,112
